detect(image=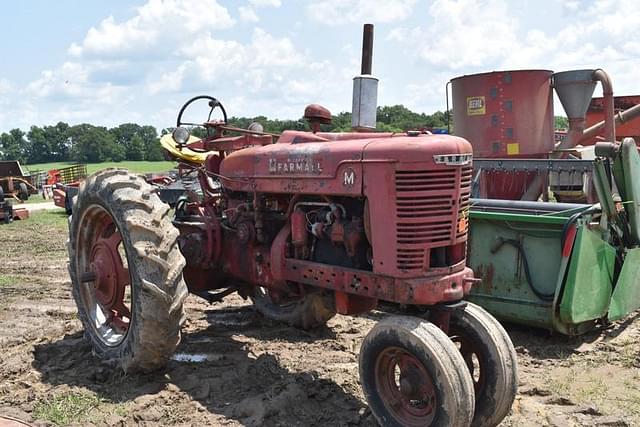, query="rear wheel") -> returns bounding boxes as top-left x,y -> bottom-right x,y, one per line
18,182 -> 28,200
359,316 -> 475,427
68,169 -> 188,371
64,189 -> 72,215
251,287 -> 335,330
449,302 -> 518,427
